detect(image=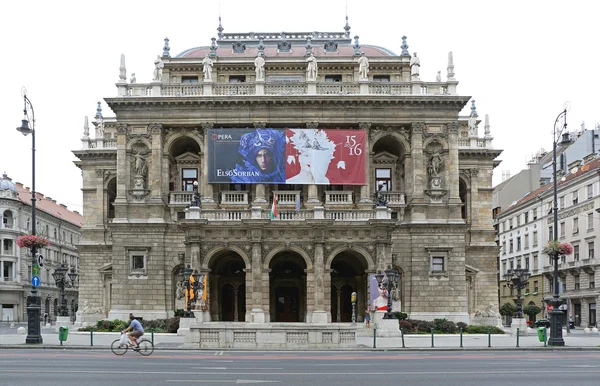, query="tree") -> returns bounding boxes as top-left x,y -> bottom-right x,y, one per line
499,302 -> 517,317
522,303 -> 542,321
